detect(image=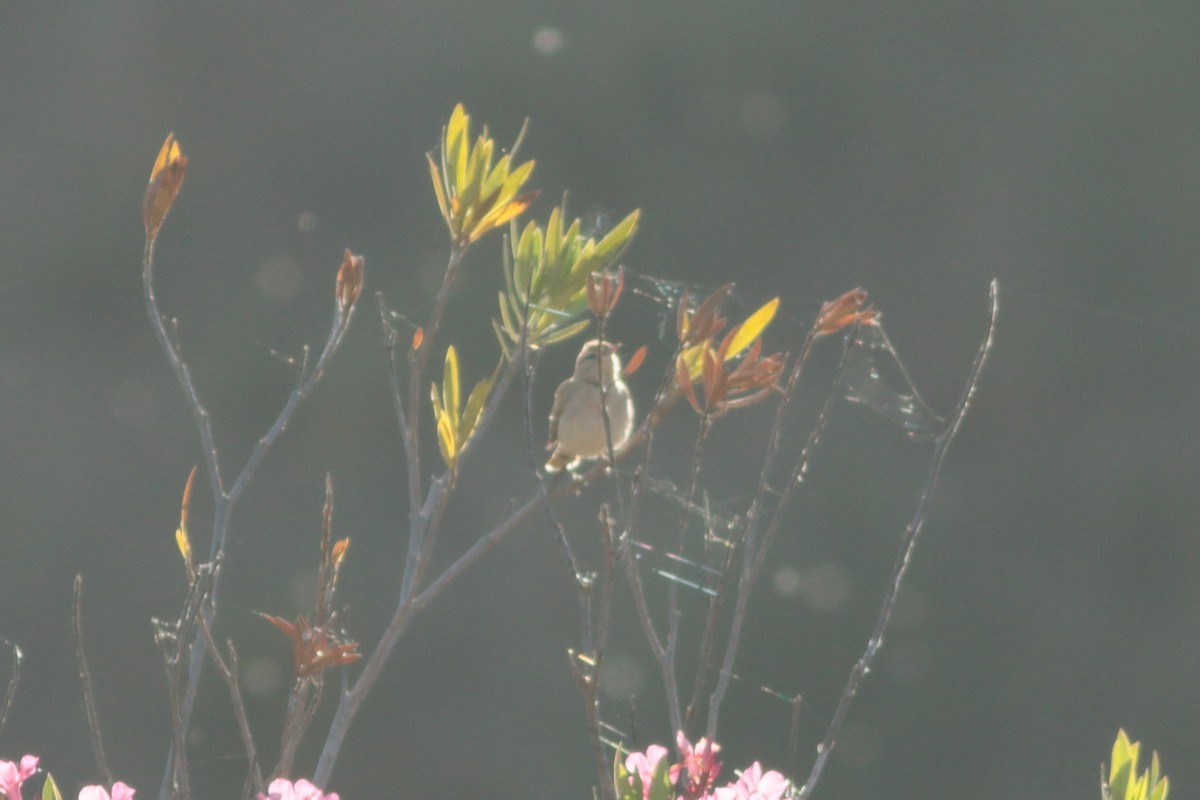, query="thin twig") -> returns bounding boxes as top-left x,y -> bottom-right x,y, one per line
618,523 -> 684,735
796,280 -> 998,798
595,505 -> 618,675
73,576 -> 114,786
786,694 -> 804,781
399,245 -> 466,549
276,678 -> 322,779
154,559 -> 217,800
705,326 -> 837,739
592,505 -> 621,800
610,339 -> 691,739
521,341 -> 590,640
142,237 -> 224,510
379,294 -> 423,557
0,638 -> 23,737
566,503 -> 620,800
663,407 -> 714,738
683,518 -> 740,736
750,340 -> 851,588
196,616 -> 263,797
147,236 -> 358,800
